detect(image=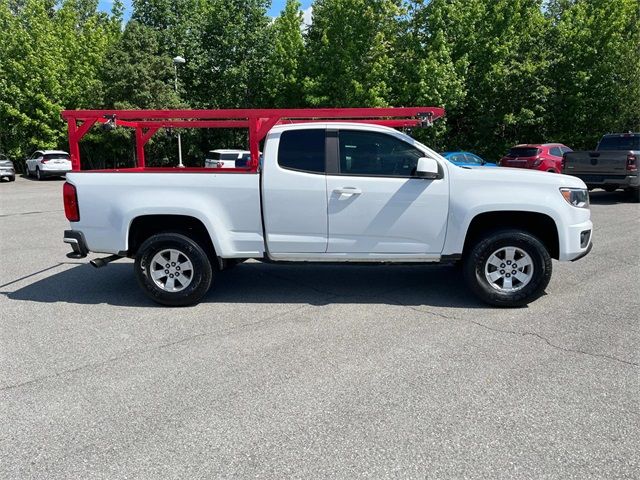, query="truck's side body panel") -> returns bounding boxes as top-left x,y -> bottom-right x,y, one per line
325,175 -> 449,254
65,123 -> 592,265
65,172 -> 264,257
444,167 -> 592,261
